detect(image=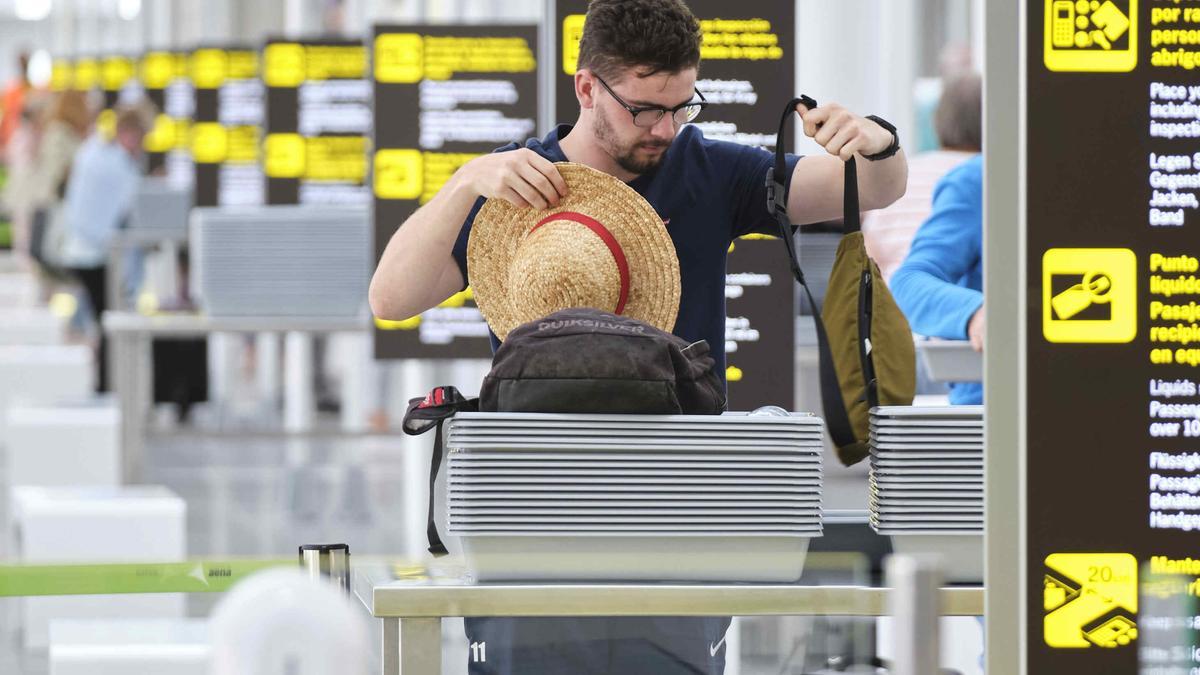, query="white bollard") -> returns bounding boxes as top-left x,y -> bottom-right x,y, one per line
0,345 -> 93,445
12,486 -> 187,650
0,307 -> 64,345
49,619 -> 209,675
284,333 -> 314,432
885,554 -> 942,675
6,401 -> 120,487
